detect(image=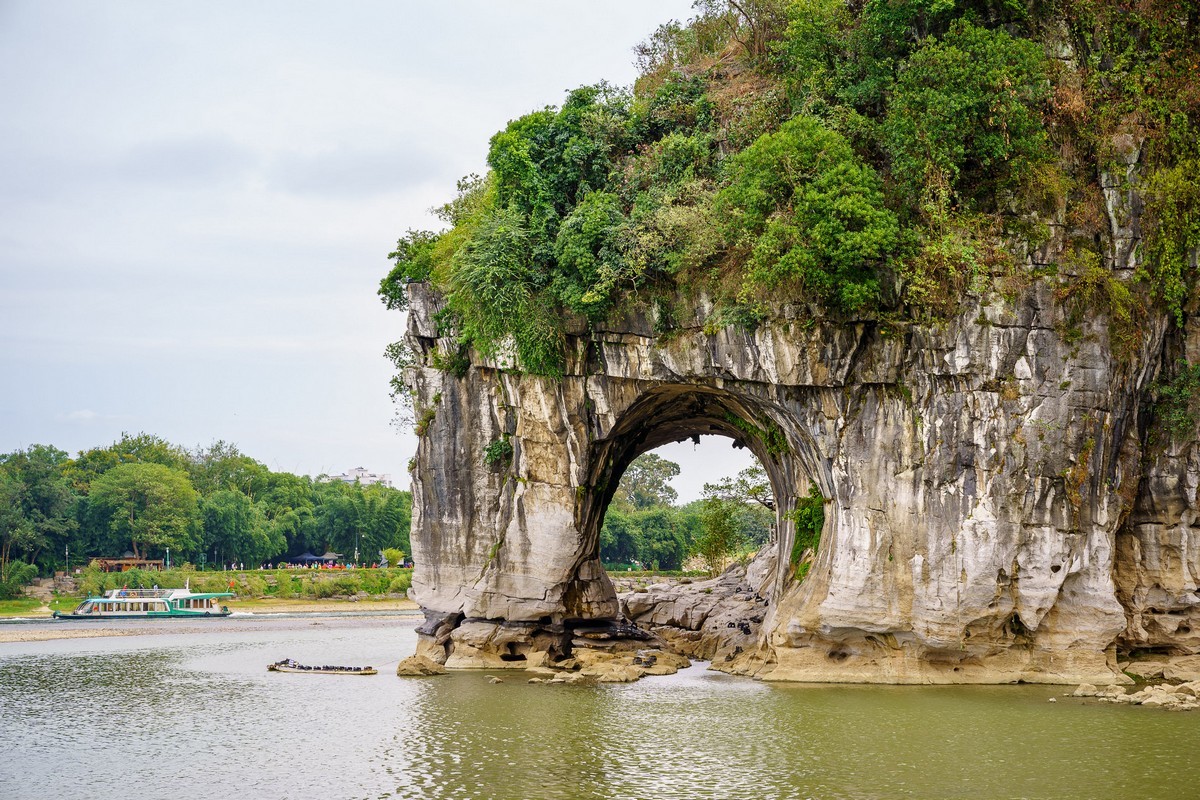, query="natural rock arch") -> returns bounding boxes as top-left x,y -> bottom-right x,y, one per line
575,384 -> 824,603
402,279 -> 1199,684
